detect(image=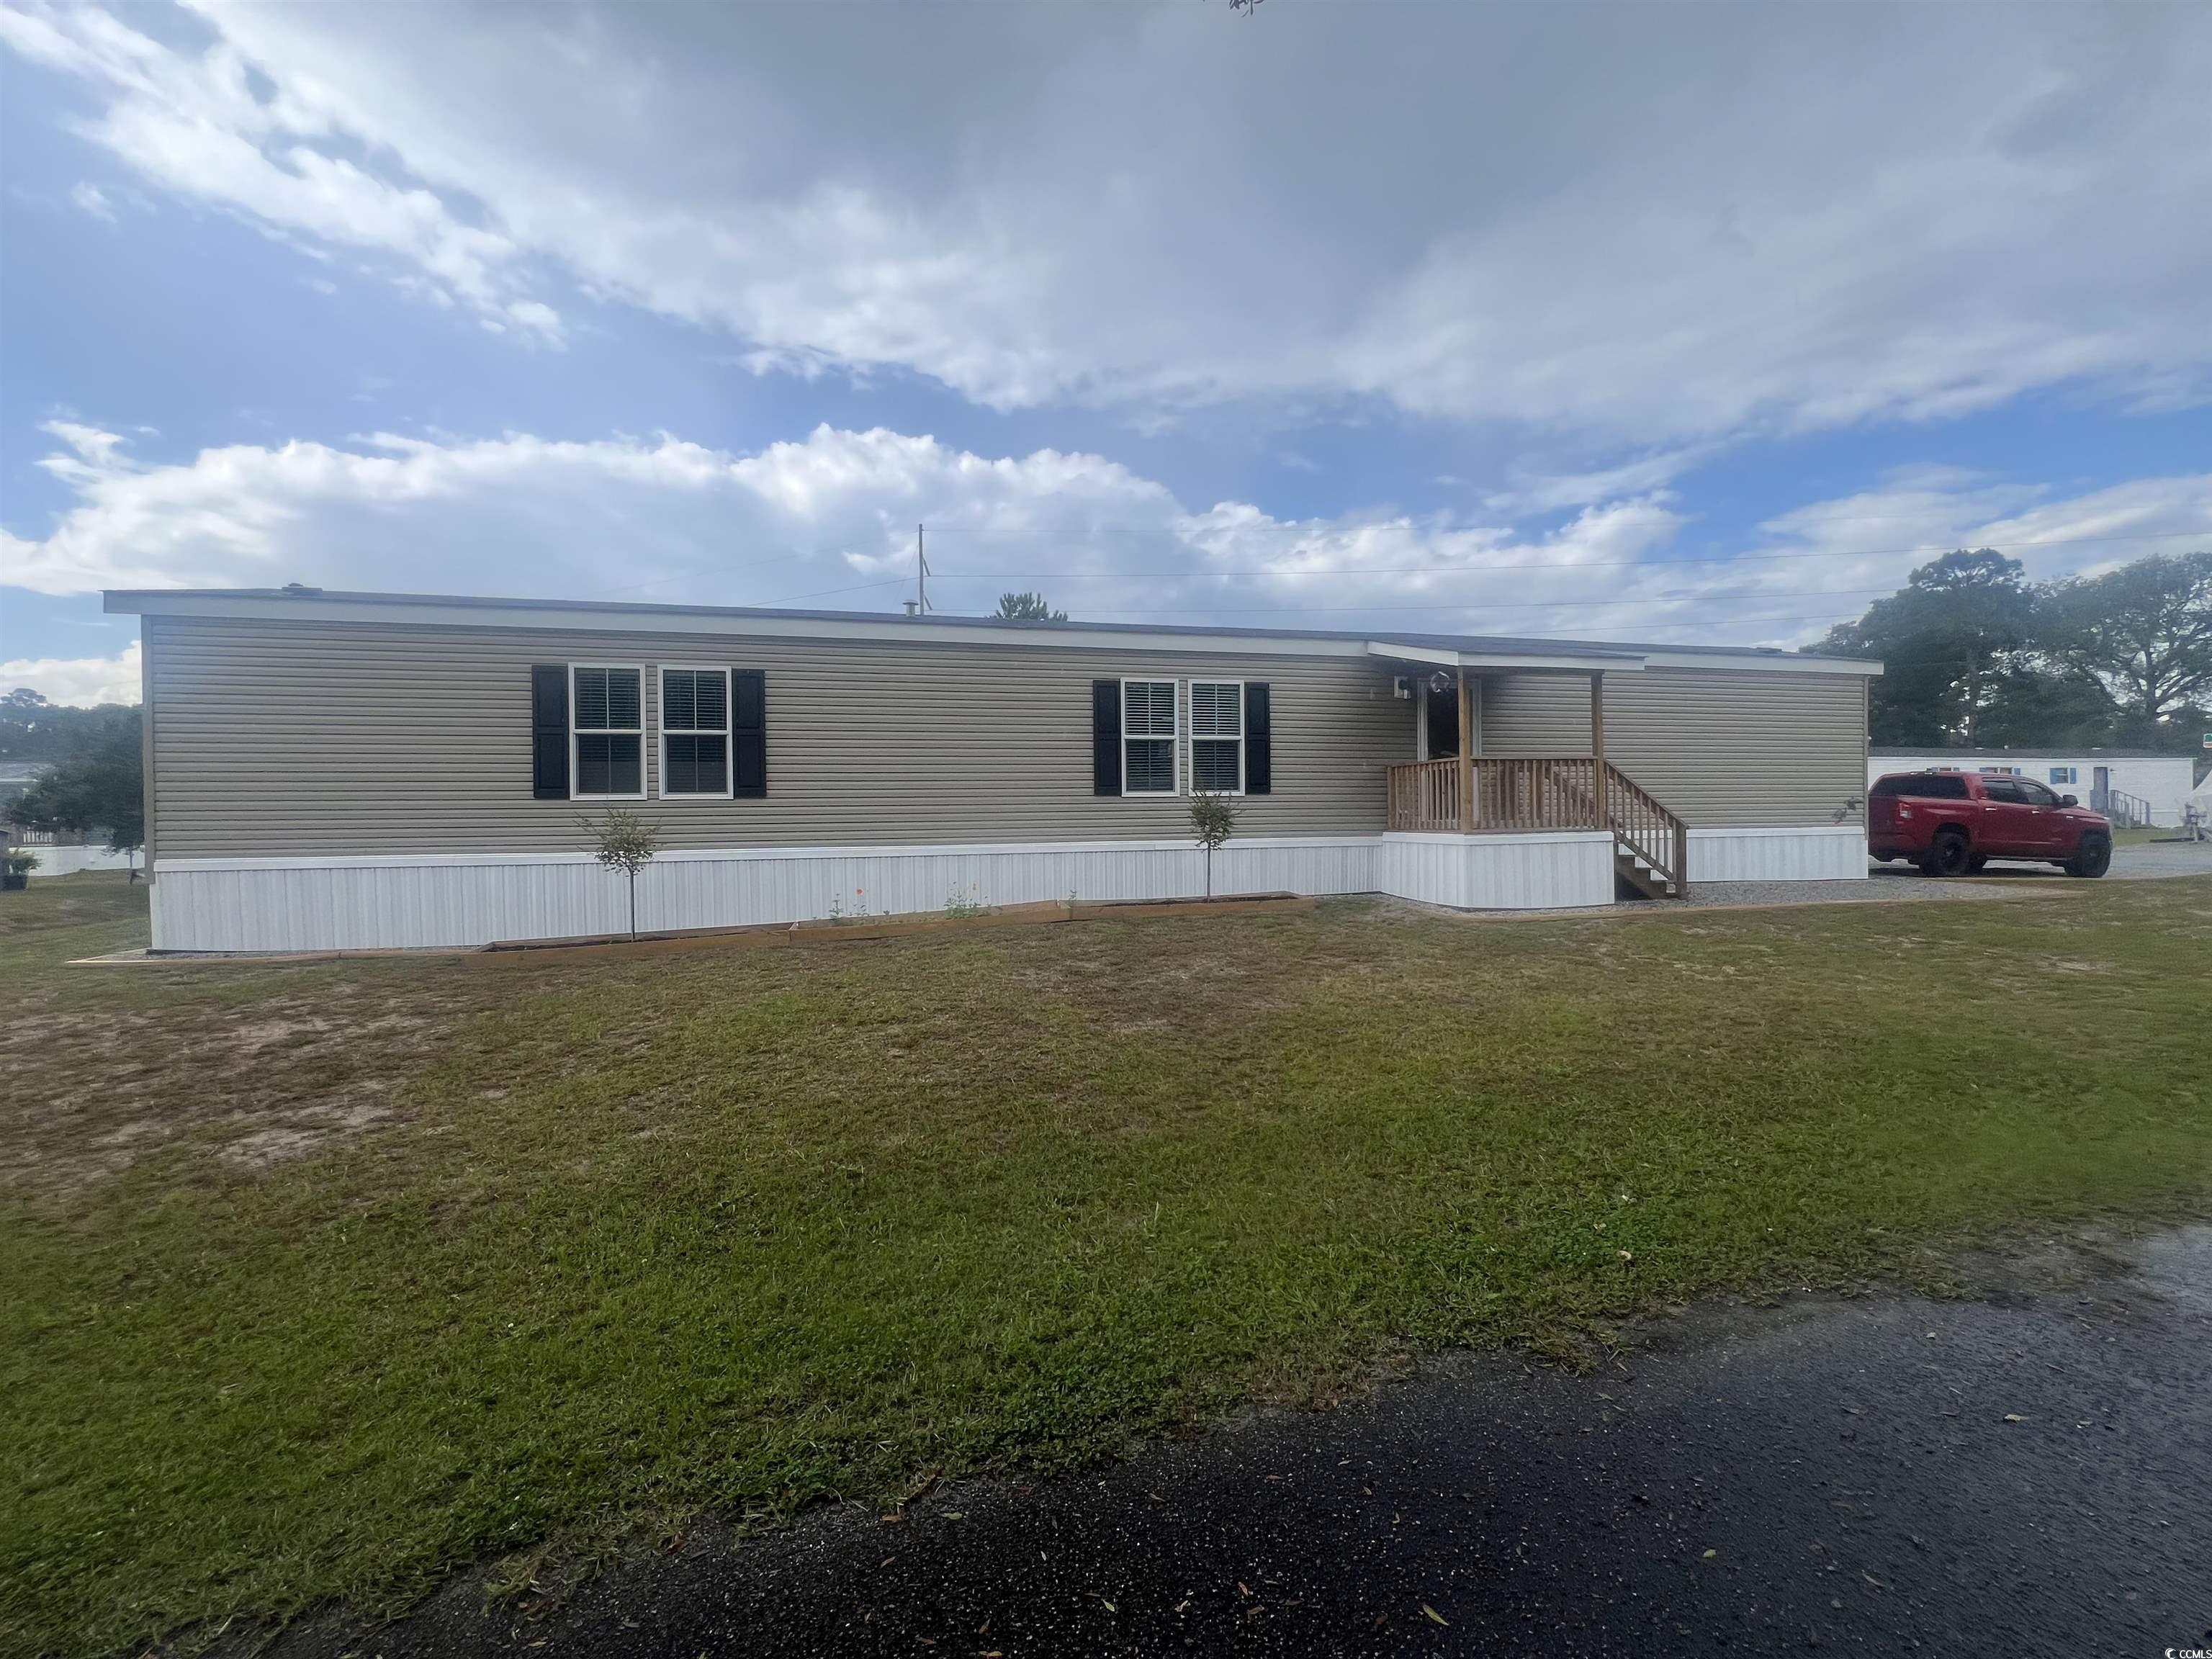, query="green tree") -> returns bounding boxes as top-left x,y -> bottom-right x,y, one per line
1968,664 -> 2118,750
6,708 -> 145,877
1190,791 -> 1237,899
1817,549 -> 2041,746
2039,551 -> 2212,747
580,806 -> 659,938
994,591 -> 1069,622
1,690 -> 137,763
